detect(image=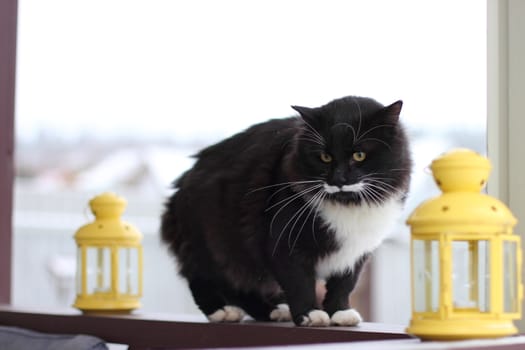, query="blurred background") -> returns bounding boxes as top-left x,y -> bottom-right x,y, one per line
14,0 -> 486,325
